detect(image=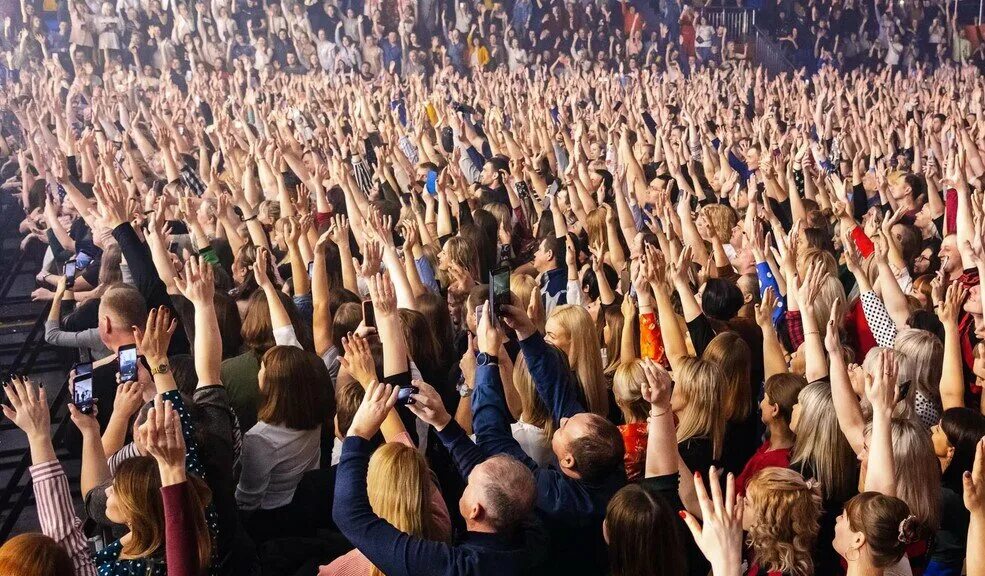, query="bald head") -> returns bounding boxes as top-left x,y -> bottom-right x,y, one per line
469,455 -> 536,533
